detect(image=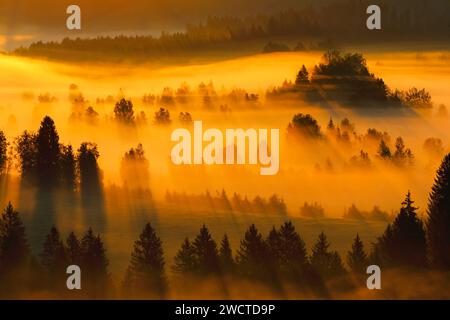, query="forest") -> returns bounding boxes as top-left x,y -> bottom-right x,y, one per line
0,21 -> 449,299
9,0 -> 450,62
